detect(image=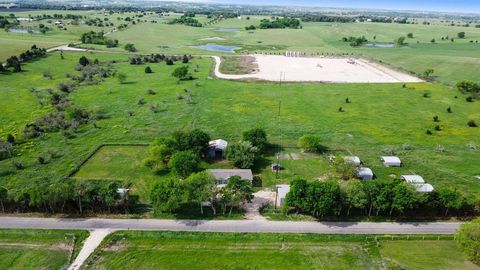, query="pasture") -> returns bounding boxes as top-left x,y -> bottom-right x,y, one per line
1,11 -> 480,84
84,231 -> 477,270
1,51 -> 479,201
0,229 -> 88,270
